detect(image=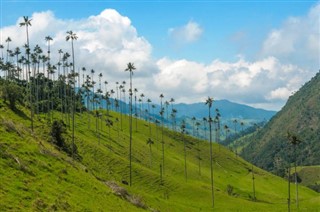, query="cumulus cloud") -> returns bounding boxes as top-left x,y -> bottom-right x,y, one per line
1,6 -> 318,111
261,3 -> 320,69
168,20 -> 203,45
153,56 -> 309,110
1,9 -> 152,83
